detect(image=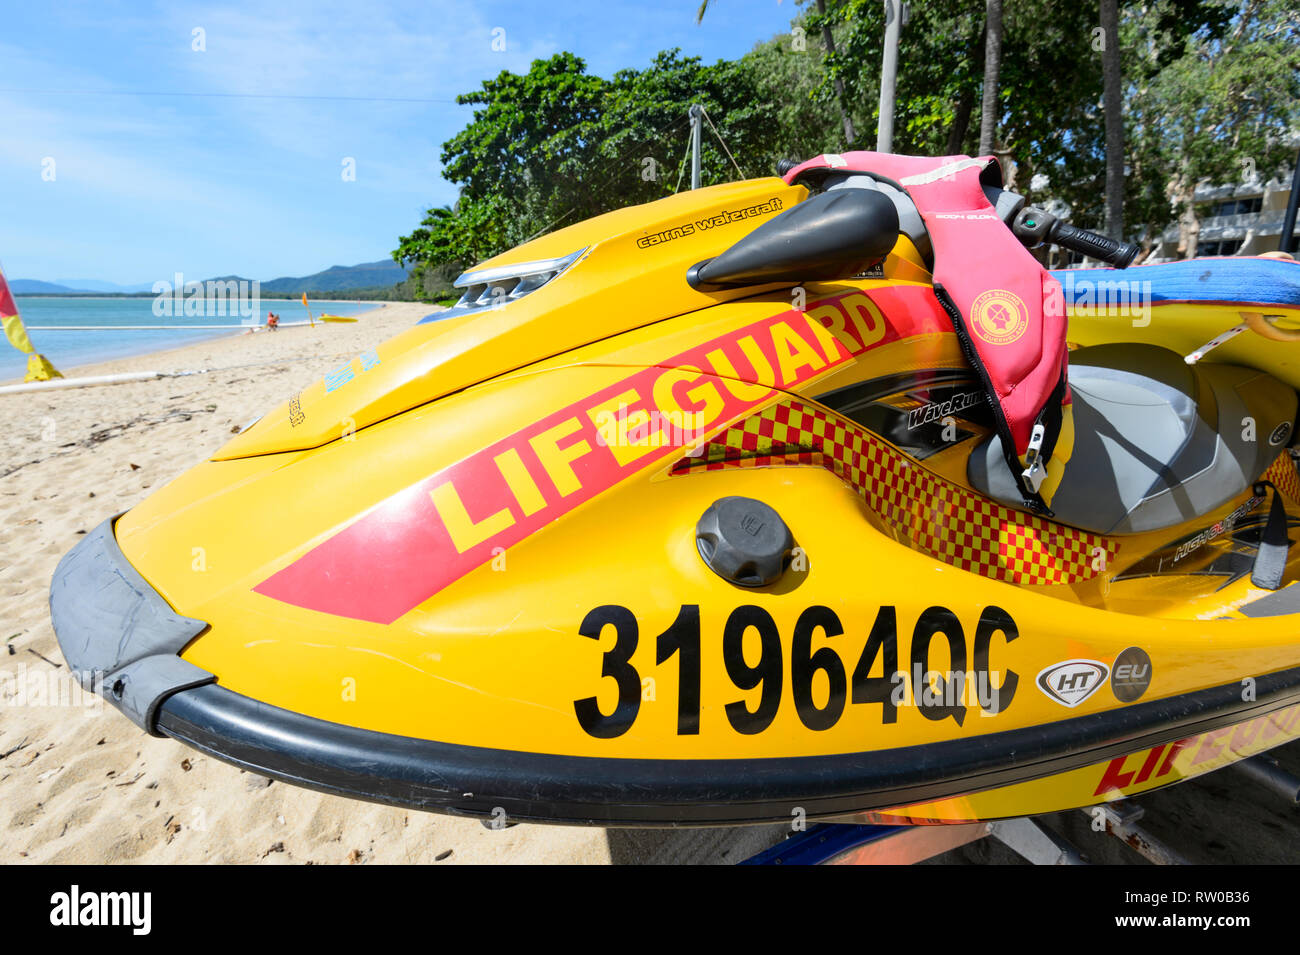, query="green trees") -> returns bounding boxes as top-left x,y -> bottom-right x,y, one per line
393,50 -> 780,298
392,198 -> 511,301
395,0 -> 1300,296
1123,0 -> 1300,255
